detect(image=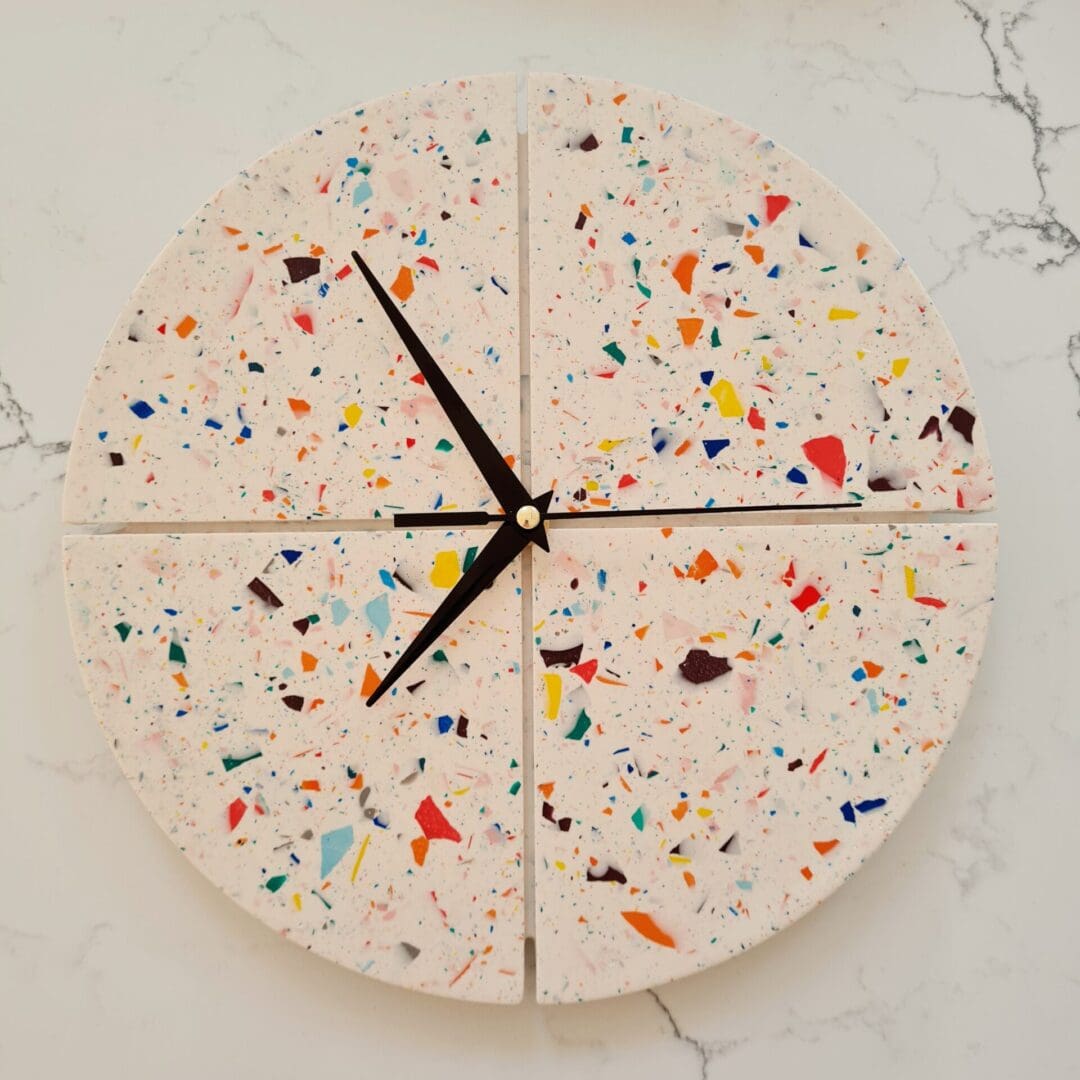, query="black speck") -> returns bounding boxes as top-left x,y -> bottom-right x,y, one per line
587,865 -> 627,884
947,405 -> 976,444
919,416 -> 942,442
283,256 -> 321,283
868,475 -> 905,492
248,576 -> 283,608
540,644 -> 583,668
678,649 -> 731,684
